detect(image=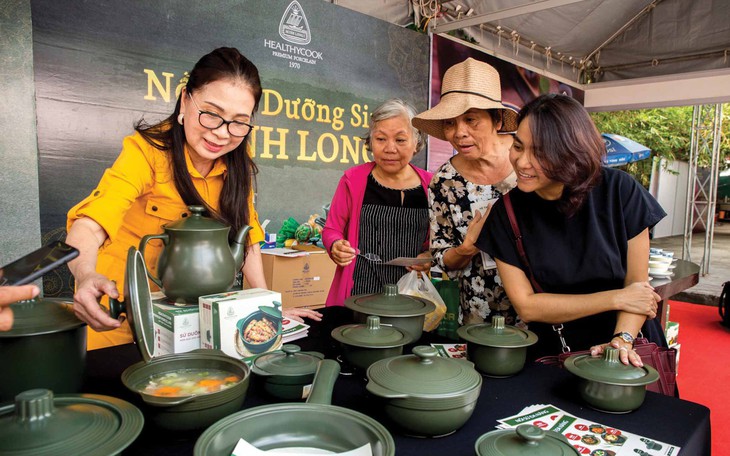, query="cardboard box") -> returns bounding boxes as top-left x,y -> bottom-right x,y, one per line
153,303 -> 200,355
244,248 -> 335,309
199,288 -> 282,361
